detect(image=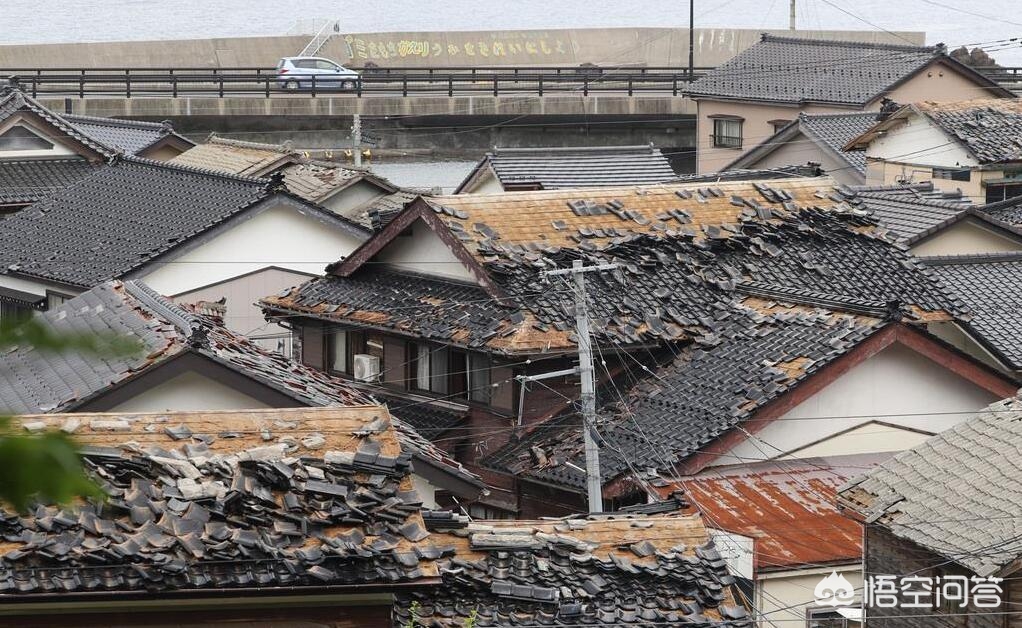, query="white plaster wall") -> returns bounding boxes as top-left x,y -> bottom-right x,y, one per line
726,343 -> 1001,463
107,371 -> 272,413
0,274 -> 53,298
863,115 -> 976,169
779,422 -> 933,459
910,219 -> 1022,257
375,218 -> 477,282
140,204 -> 363,297
758,566 -> 862,627
461,169 -> 505,195
743,130 -> 864,186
